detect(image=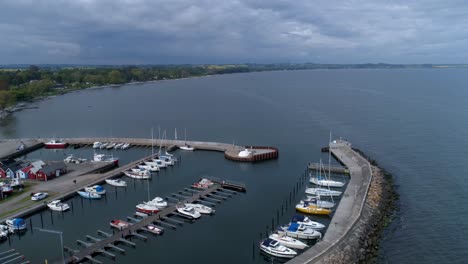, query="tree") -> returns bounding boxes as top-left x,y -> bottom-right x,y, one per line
108,70 -> 124,84
0,91 -> 15,109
